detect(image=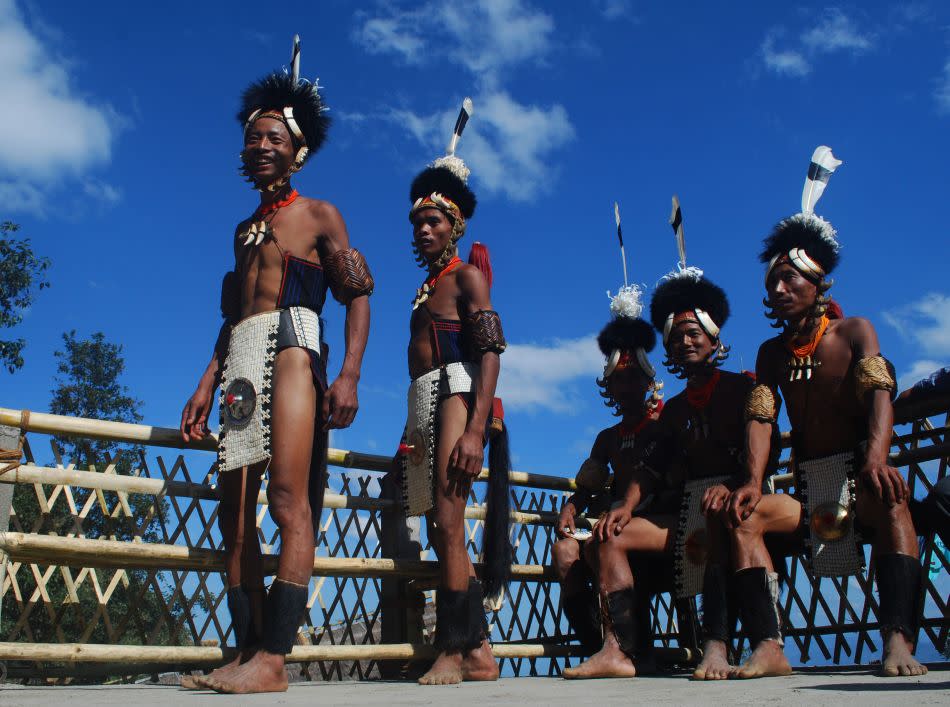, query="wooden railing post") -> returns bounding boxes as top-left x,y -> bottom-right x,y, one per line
378,472 -> 424,679
0,424 -> 18,630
